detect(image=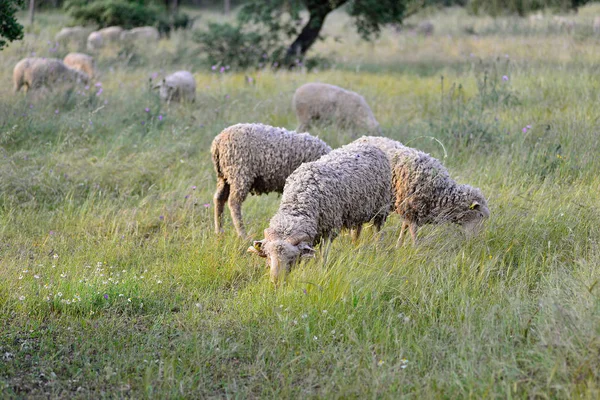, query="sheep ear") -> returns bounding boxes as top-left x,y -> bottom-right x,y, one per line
247,240 -> 267,258
298,242 -> 316,258
469,201 -> 480,210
